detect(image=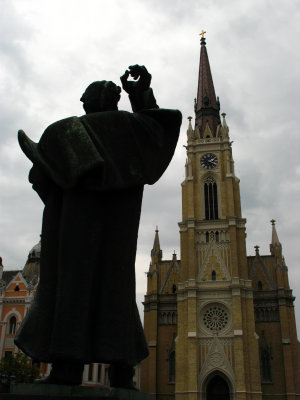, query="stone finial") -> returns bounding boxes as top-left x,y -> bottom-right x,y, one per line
254,245 -> 260,255
271,219 -> 281,246
187,116 -> 194,140
221,113 -> 228,127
